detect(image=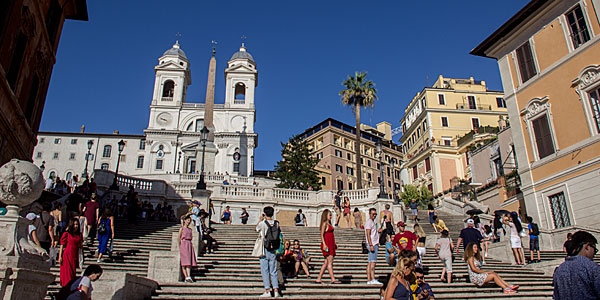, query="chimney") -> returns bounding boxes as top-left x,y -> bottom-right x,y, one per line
80,125 -> 85,133
113,130 -> 119,135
